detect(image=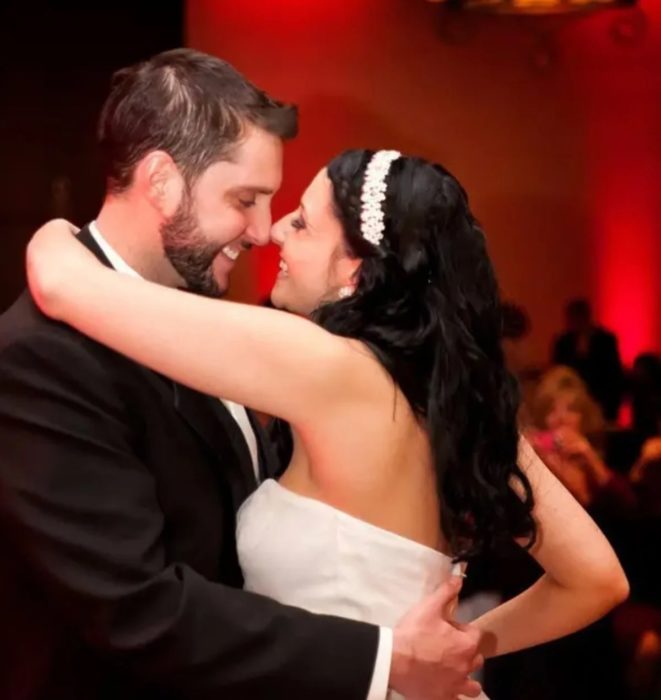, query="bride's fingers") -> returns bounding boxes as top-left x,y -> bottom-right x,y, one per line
459,677 -> 483,698
471,653 -> 485,673
419,576 -> 463,620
